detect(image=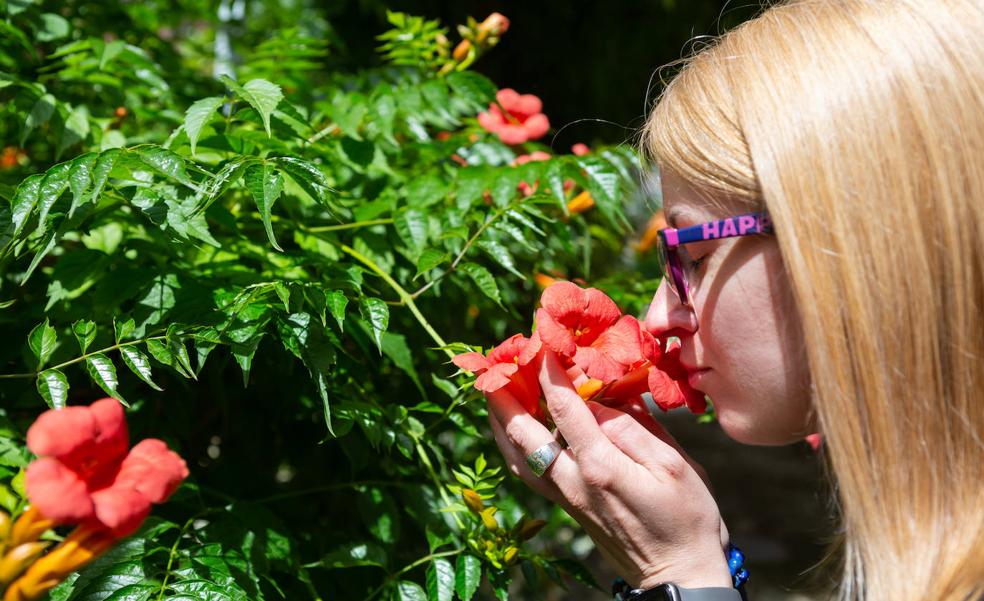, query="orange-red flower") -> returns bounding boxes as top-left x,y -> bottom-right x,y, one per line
512,151 -> 551,166
453,334 -> 544,420
478,89 -> 550,145
477,12 -> 510,37
535,281 -> 654,384
24,398 -> 188,538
